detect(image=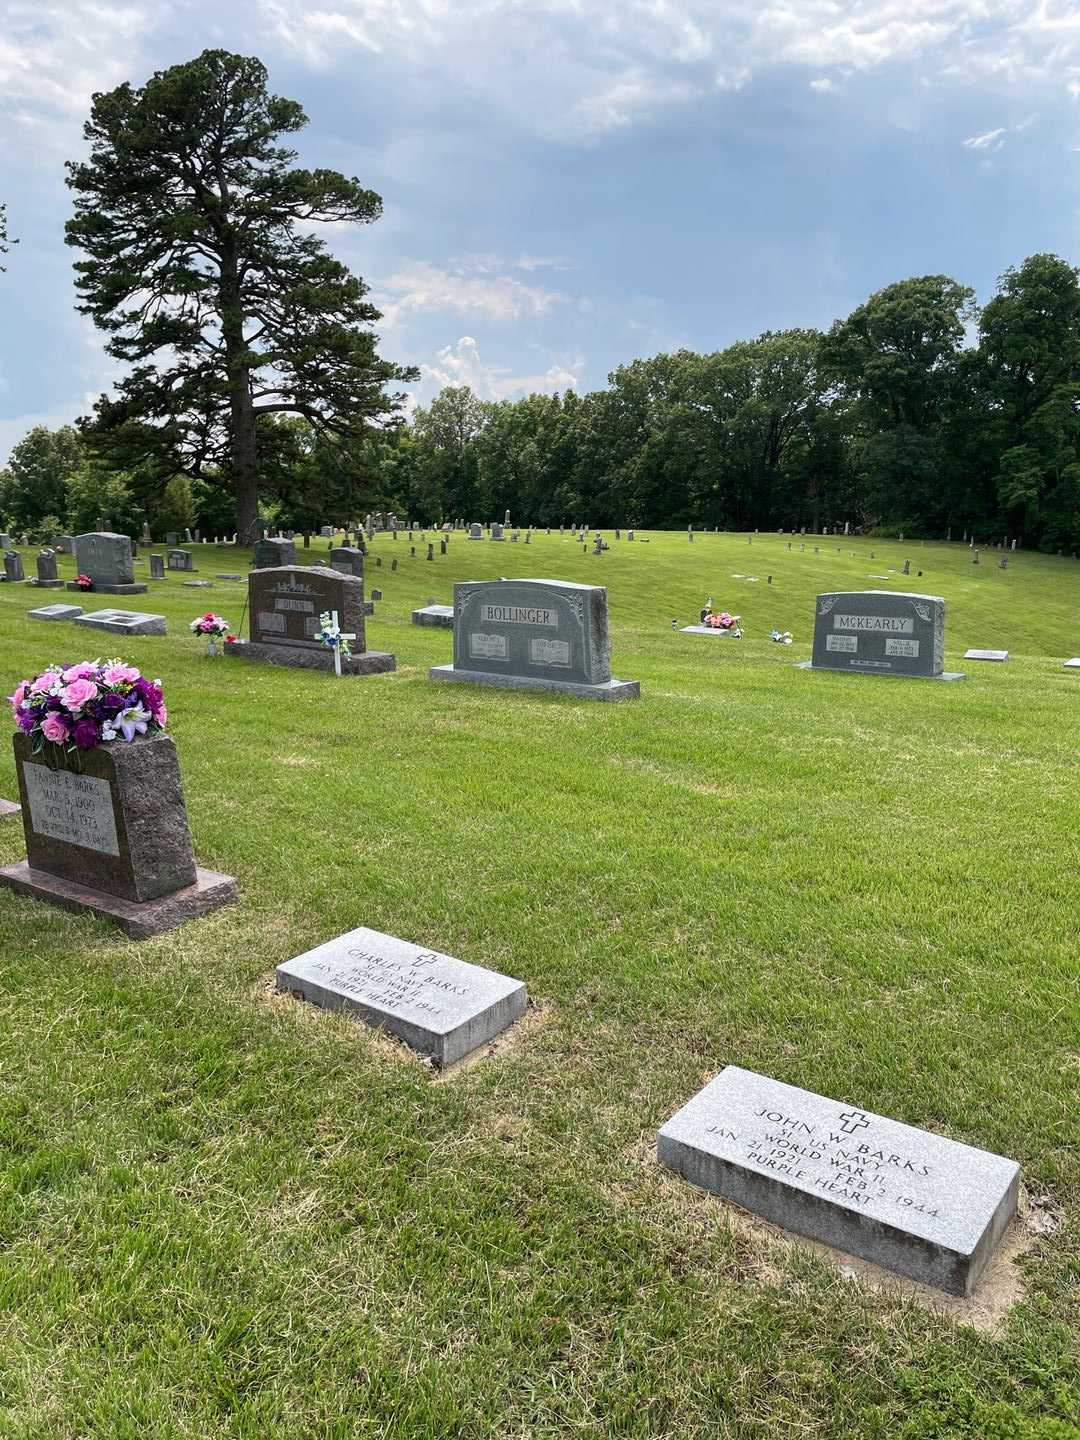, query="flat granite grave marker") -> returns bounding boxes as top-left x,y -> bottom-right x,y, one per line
0,798 -> 20,821
29,603 -> 84,623
798,591 -> 964,681
276,925 -> 527,1066
1,732 -> 237,939
1063,658 -> 1080,670
412,603 -> 454,628
69,533 -> 146,595
430,578 -> 640,701
658,1066 -> 1019,1296
965,649 -> 1009,662
225,565 -> 394,675
74,608 -> 167,636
